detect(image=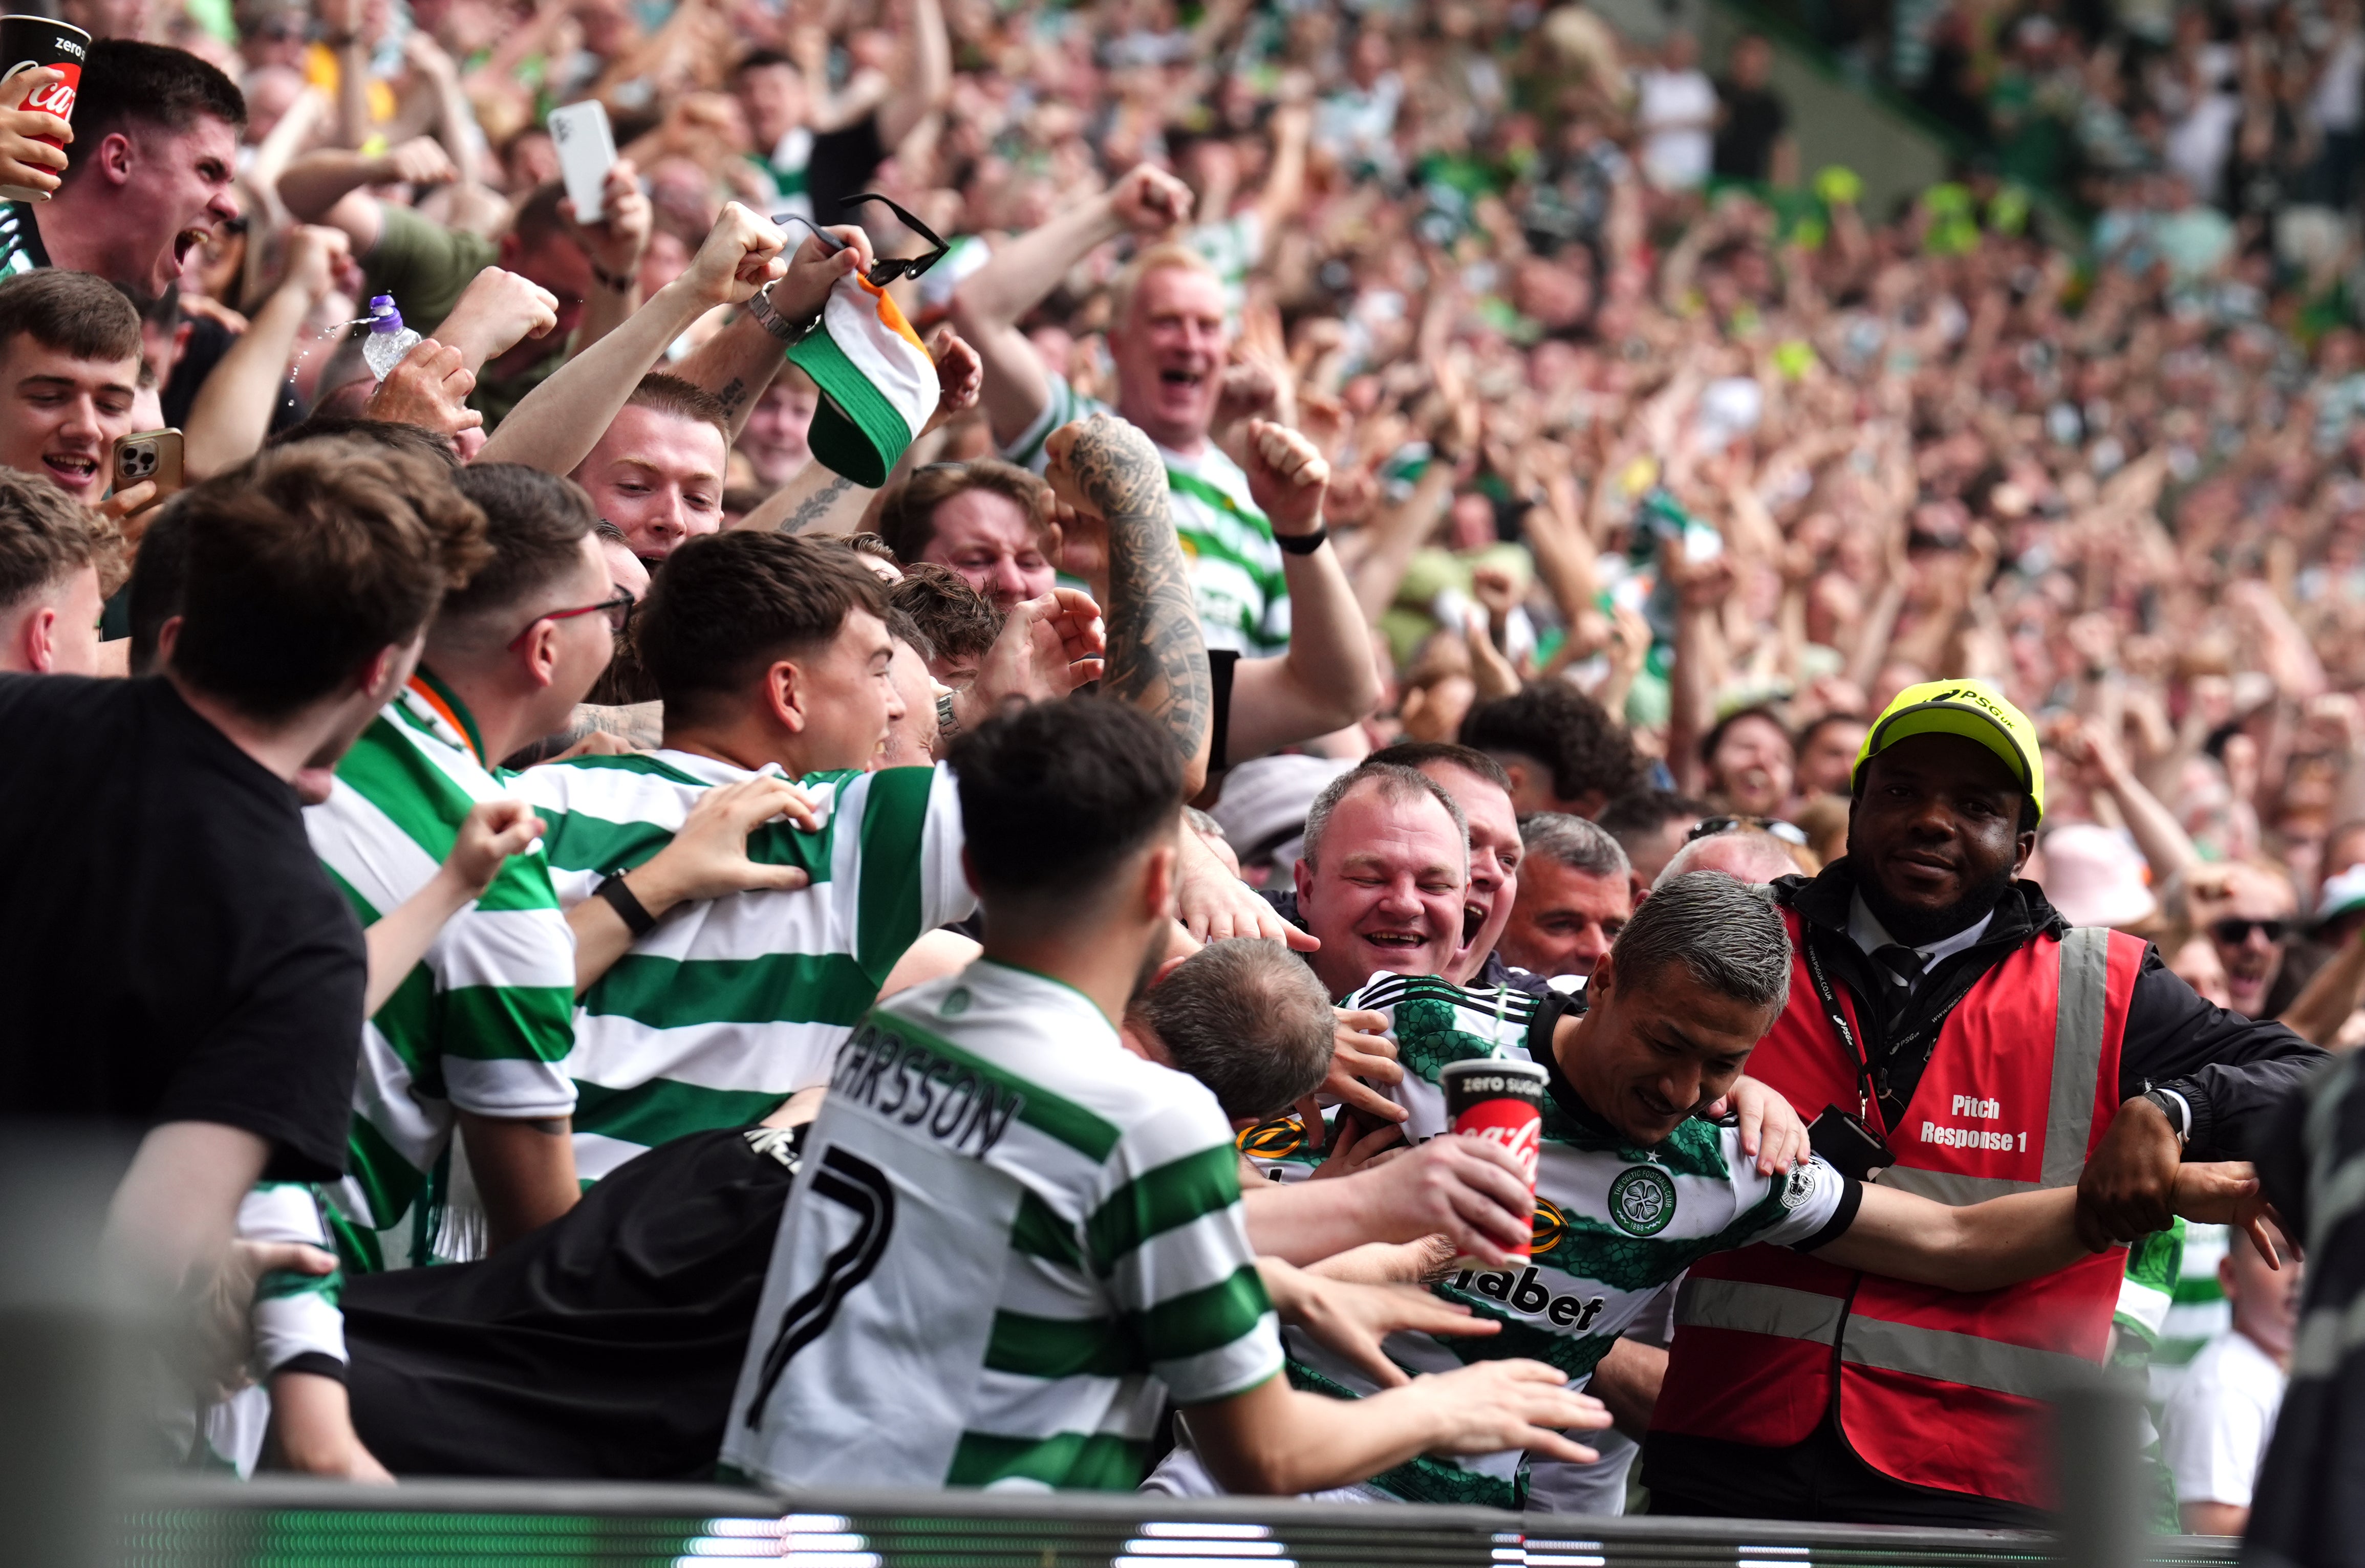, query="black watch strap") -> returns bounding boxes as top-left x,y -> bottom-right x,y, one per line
1273,524 -> 1328,556
594,870 -> 657,938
